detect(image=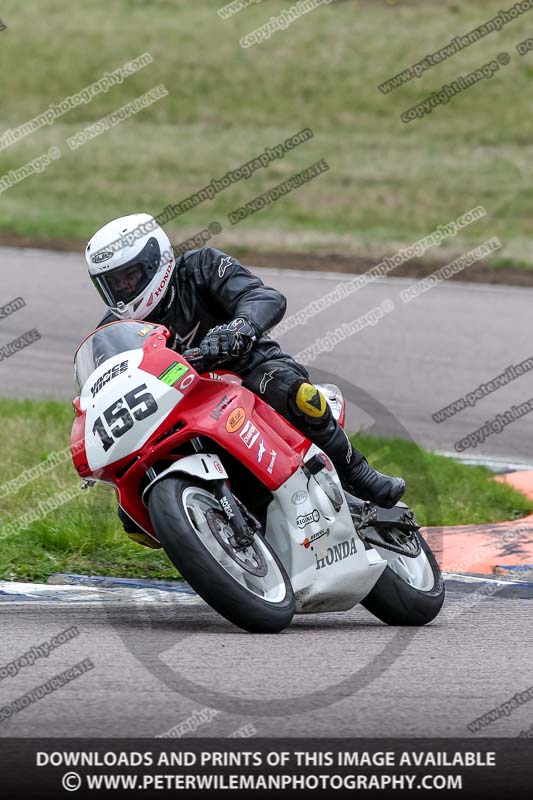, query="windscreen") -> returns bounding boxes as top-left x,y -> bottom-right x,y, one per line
74,321 -> 157,391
